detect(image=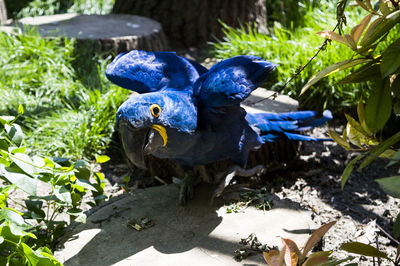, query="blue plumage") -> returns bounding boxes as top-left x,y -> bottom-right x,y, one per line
106,50 -> 332,201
